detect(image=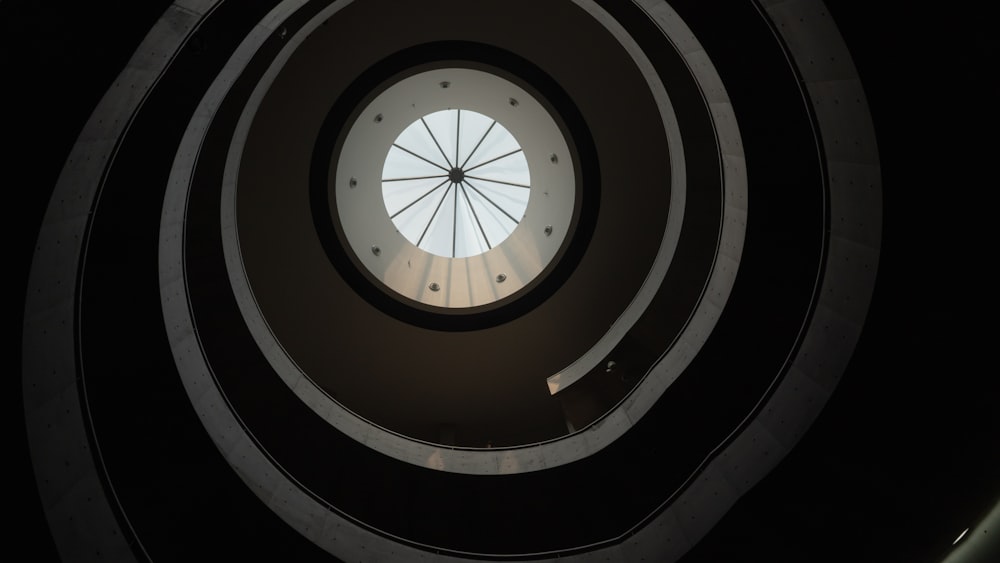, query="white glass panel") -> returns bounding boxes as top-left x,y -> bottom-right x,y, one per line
382,145 -> 448,181
393,119 -> 451,170
456,111 -> 494,168
382,177 -> 449,217
463,122 -> 521,171
421,110 -> 459,168
464,152 -> 531,187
